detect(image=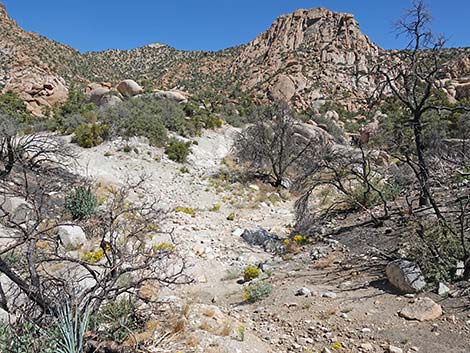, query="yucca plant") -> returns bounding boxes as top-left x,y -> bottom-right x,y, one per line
55,303 -> 91,353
